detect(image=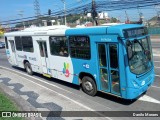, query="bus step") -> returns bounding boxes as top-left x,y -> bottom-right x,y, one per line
43,74 -> 51,78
